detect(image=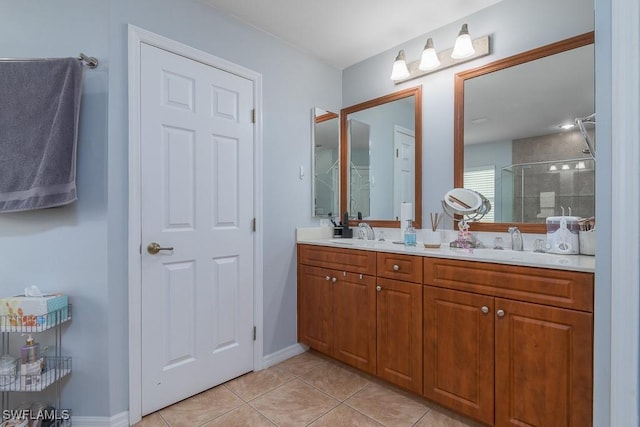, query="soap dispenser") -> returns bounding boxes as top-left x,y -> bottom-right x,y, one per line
404,219 -> 417,246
